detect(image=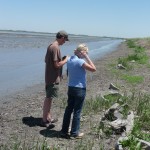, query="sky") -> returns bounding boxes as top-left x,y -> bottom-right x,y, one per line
0,0 -> 150,38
